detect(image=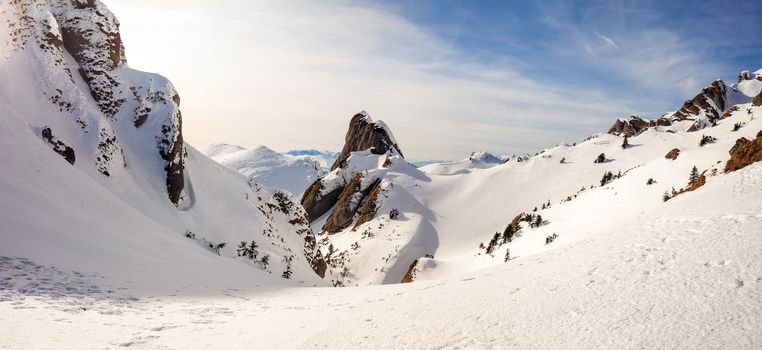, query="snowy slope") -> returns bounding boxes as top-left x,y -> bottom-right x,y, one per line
3,162 -> 762,349
0,0 -> 326,288
311,76 -> 762,286
202,144 -> 325,196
